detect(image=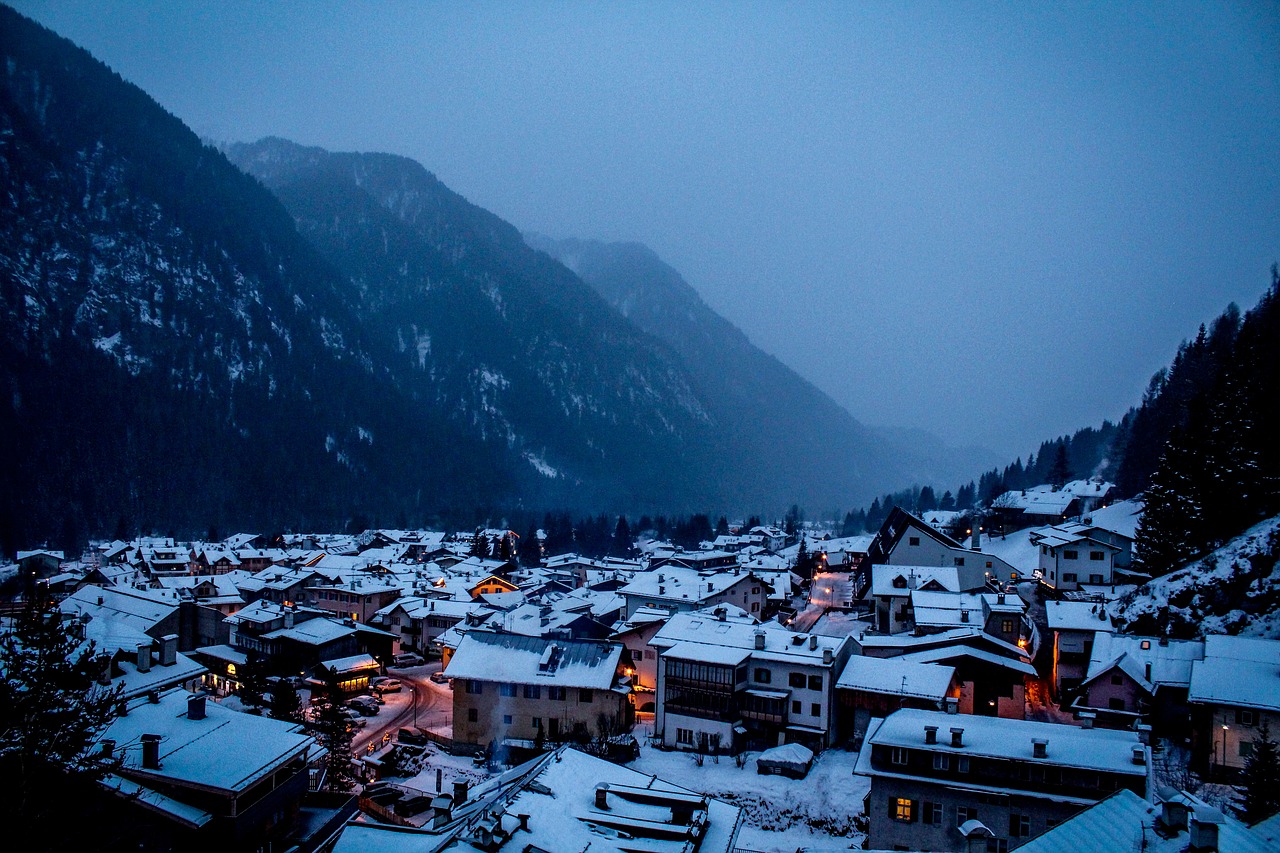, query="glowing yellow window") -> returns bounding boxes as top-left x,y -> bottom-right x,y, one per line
895,798 -> 913,821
